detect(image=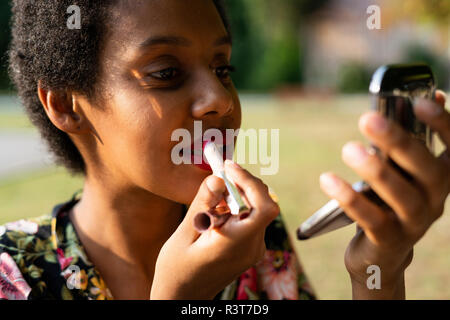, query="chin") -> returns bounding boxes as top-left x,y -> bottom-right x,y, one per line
162,164 -> 212,205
